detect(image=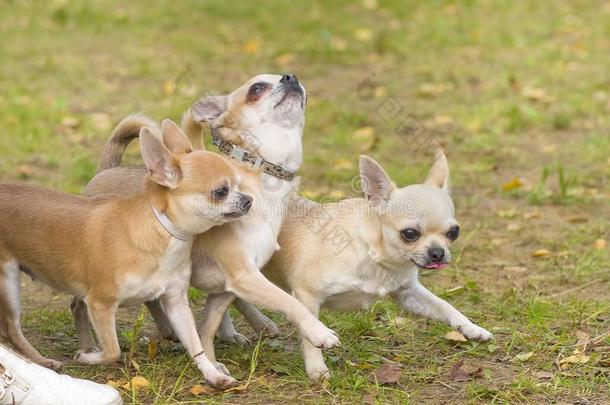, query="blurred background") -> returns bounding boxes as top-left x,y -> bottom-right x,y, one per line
0,1 -> 608,403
